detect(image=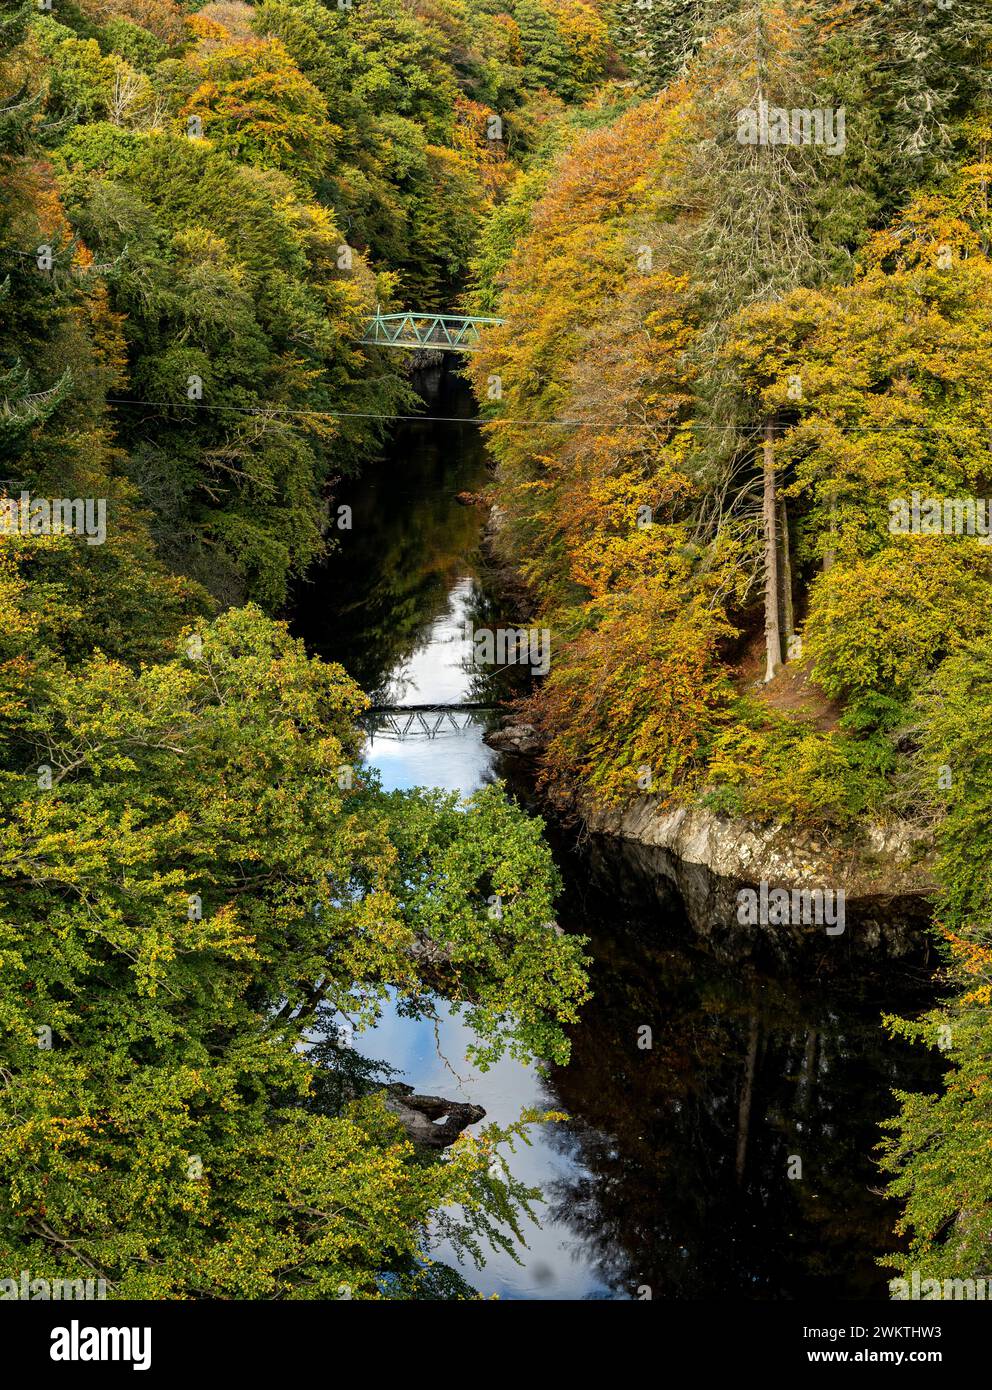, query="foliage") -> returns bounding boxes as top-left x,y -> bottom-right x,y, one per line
0,0 -> 601,1300
702,702 -> 894,826
879,636 -> 992,1284
469,0 -> 992,1285
0,605 -> 588,1296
